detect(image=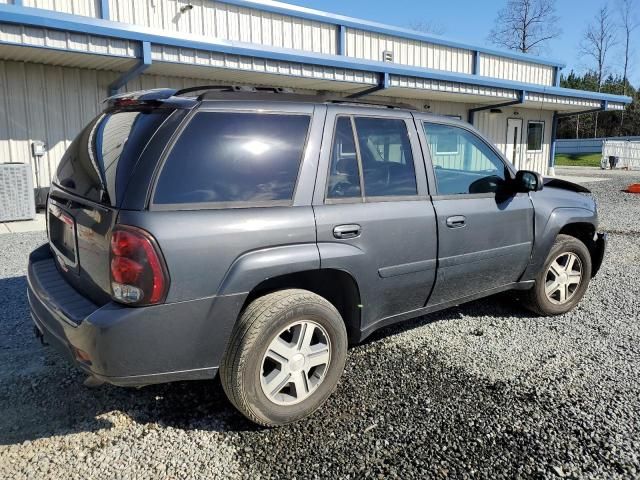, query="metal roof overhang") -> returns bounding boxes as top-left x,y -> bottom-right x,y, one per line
0,4 -> 632,112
